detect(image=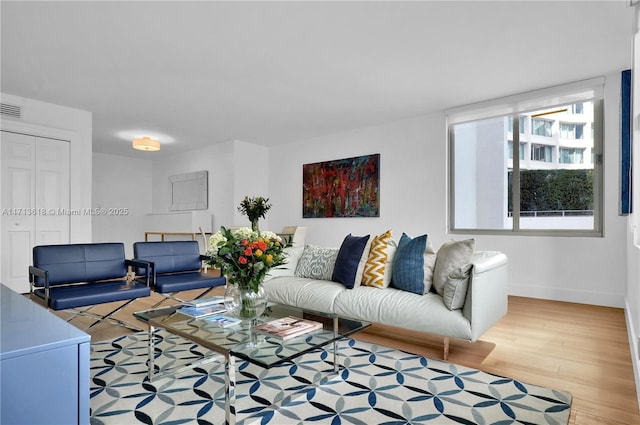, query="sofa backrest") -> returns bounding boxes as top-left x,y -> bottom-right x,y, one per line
32,243 -> 127,286
133,241 -> 202,274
